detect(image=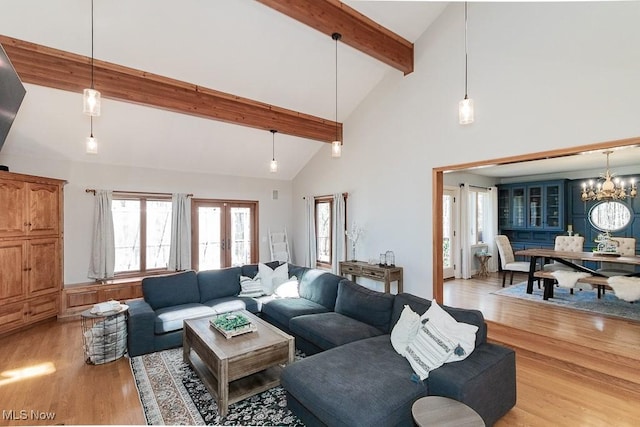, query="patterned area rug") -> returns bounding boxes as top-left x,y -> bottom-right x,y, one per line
130,347 -> 304,426
493,282 -> 640,322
